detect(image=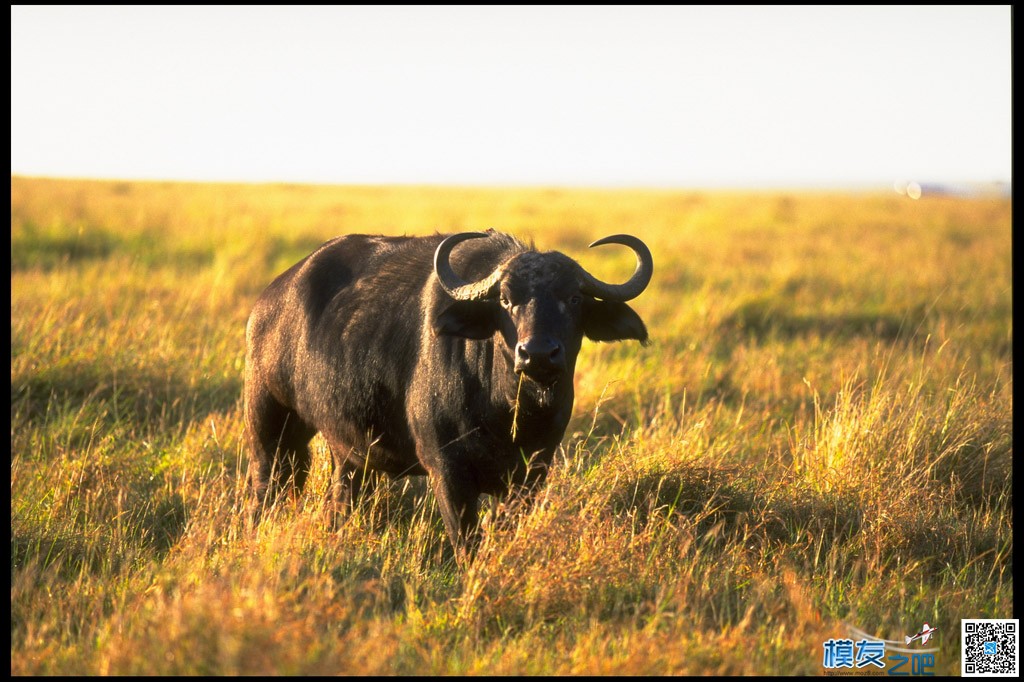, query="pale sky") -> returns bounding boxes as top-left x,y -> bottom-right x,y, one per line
10,5 -> 1012,188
